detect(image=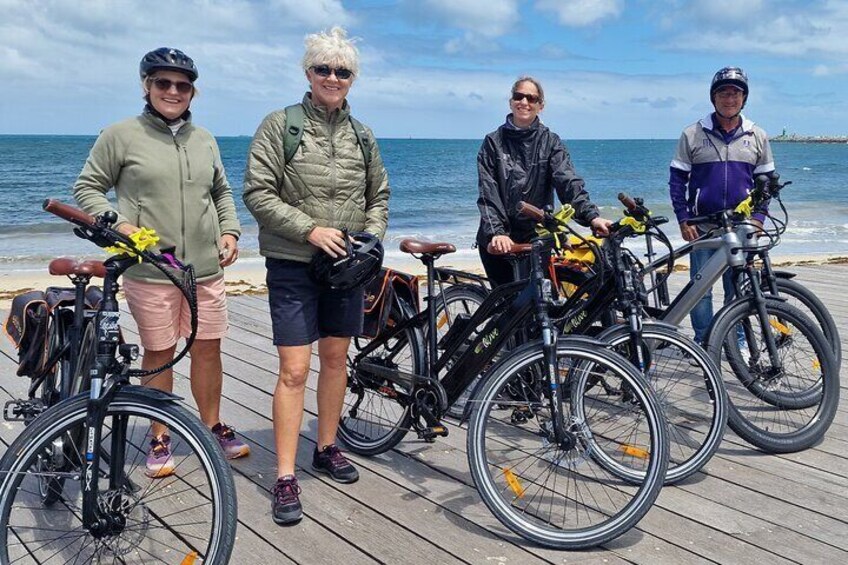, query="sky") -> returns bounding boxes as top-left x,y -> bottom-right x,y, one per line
1,0 -> 847,139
